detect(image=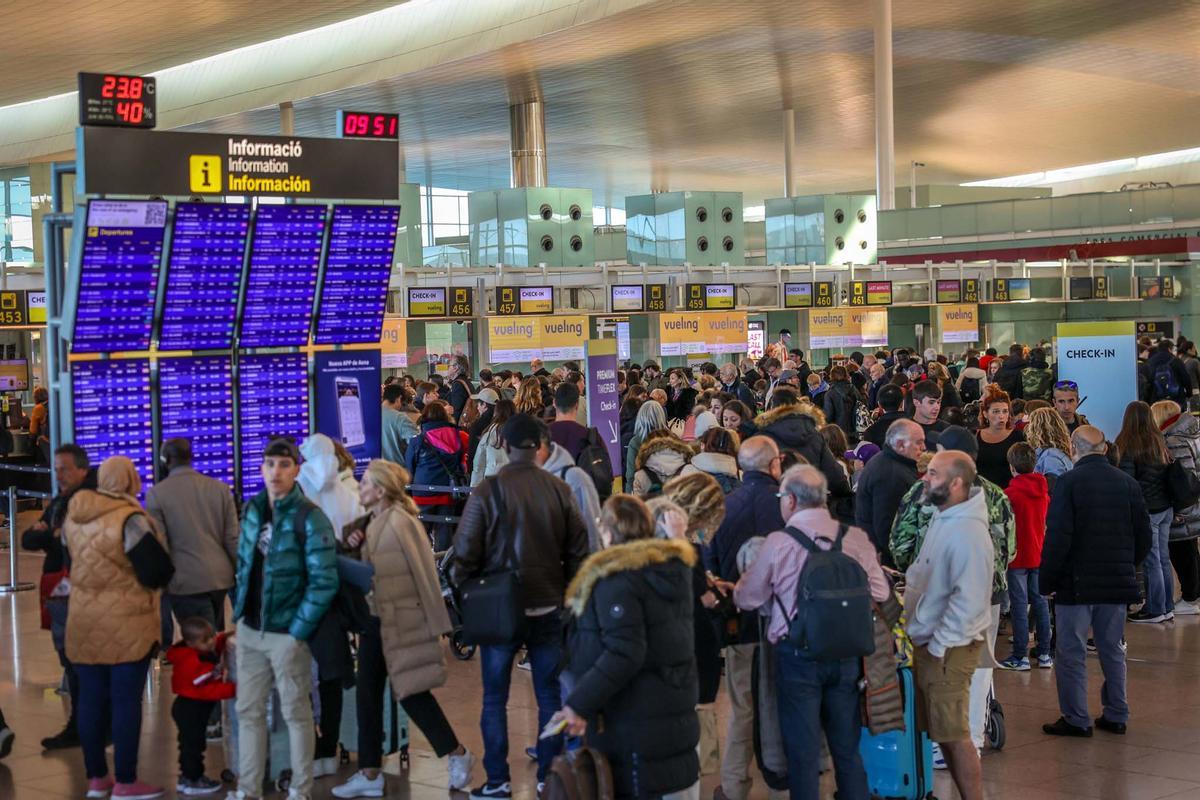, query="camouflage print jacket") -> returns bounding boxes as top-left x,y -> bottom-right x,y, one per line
888,476 -> 1016,603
